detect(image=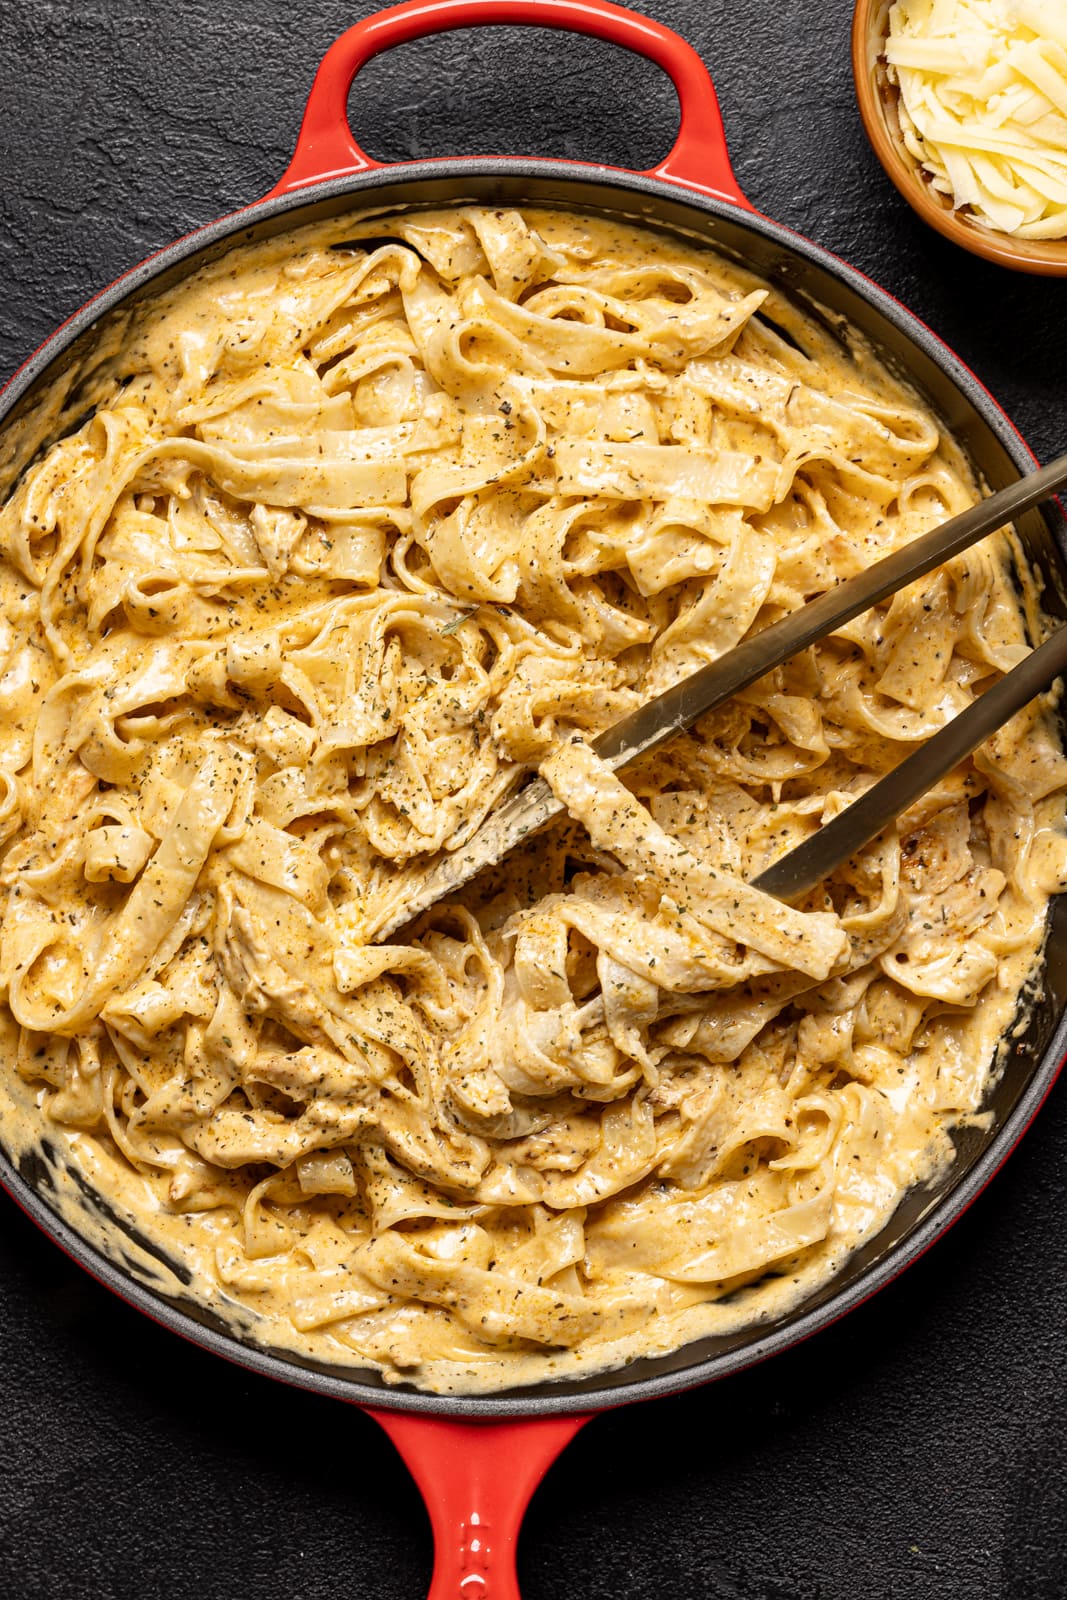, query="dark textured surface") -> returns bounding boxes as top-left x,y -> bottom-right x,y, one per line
2,1 -> 1067,1595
